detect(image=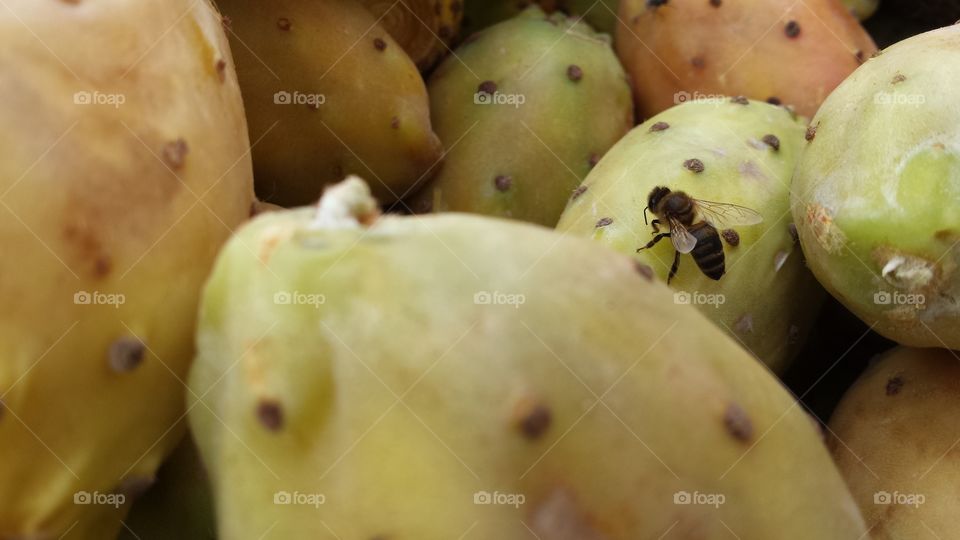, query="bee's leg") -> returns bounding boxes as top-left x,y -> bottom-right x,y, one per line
638,233 -> 670,251
667,250 -> 681,284
650,219 -> 662,233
